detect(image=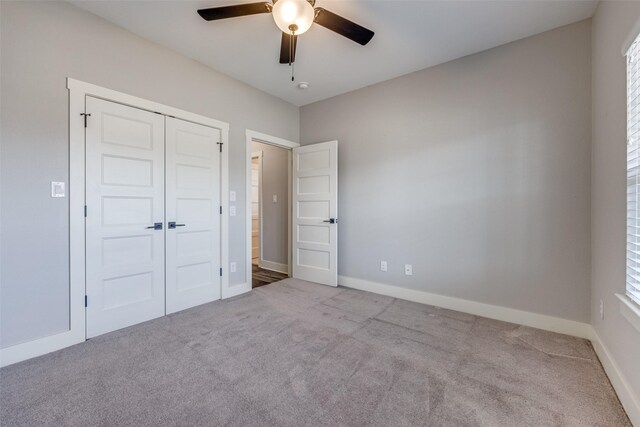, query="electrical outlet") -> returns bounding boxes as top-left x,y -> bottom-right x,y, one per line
229,206 -> 236,216
273,194 -> 278,203
230,191 -> 236,202
405,264 -> 413,276
600,299 -> 604,320
230,262 -> 237,273
380,261 -> 387,272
